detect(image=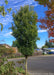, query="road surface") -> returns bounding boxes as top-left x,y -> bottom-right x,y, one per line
8,55 -> 54,75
